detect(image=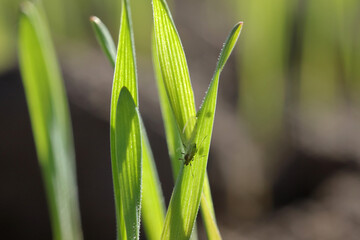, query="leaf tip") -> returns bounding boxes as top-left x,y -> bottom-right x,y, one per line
89,15 -> 100,23
19,1 -> 33,16
234,21 -> 244,33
